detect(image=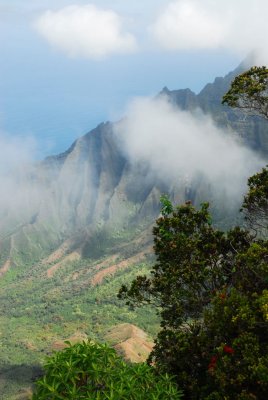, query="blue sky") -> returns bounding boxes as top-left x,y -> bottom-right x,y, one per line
0,1 -> 266,158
